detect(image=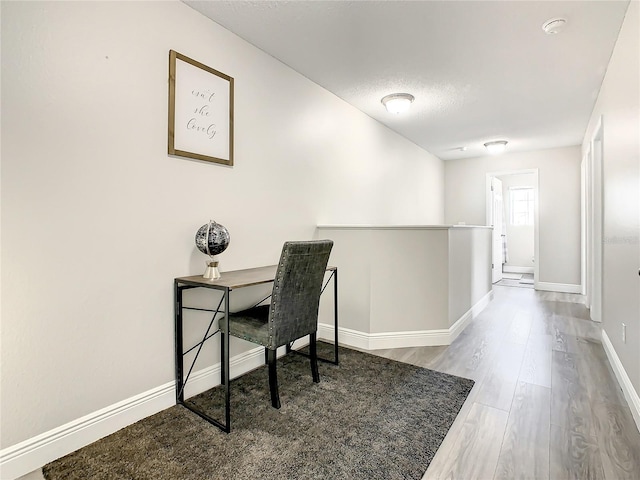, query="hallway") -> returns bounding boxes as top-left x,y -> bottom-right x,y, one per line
372,285 -> 640,479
